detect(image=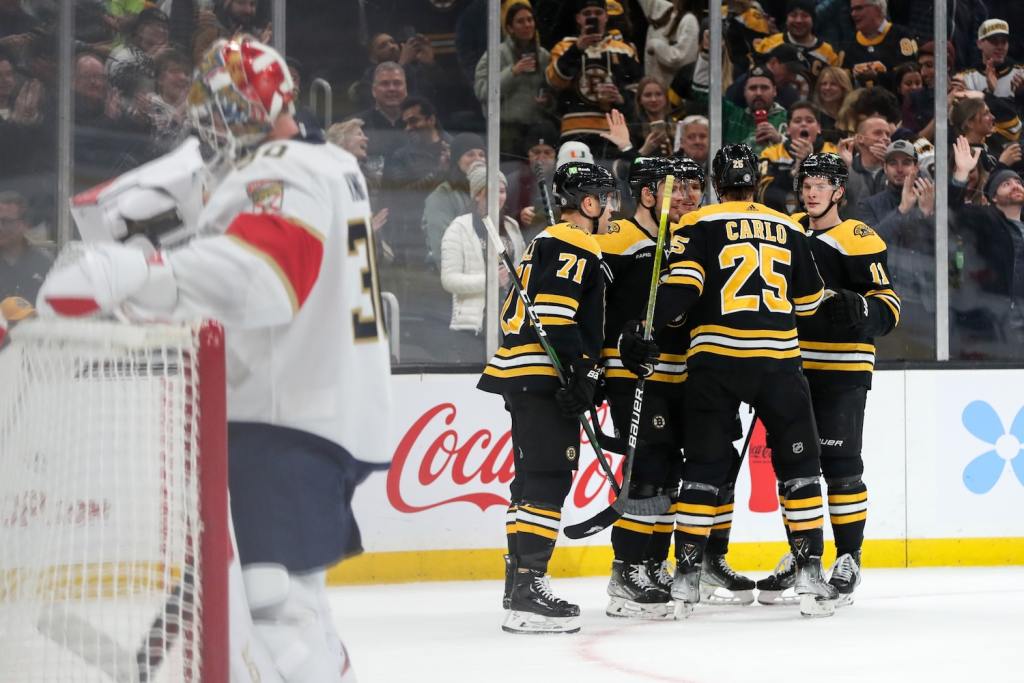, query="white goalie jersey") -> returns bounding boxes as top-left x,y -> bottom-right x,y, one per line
167,139 -> 392,463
